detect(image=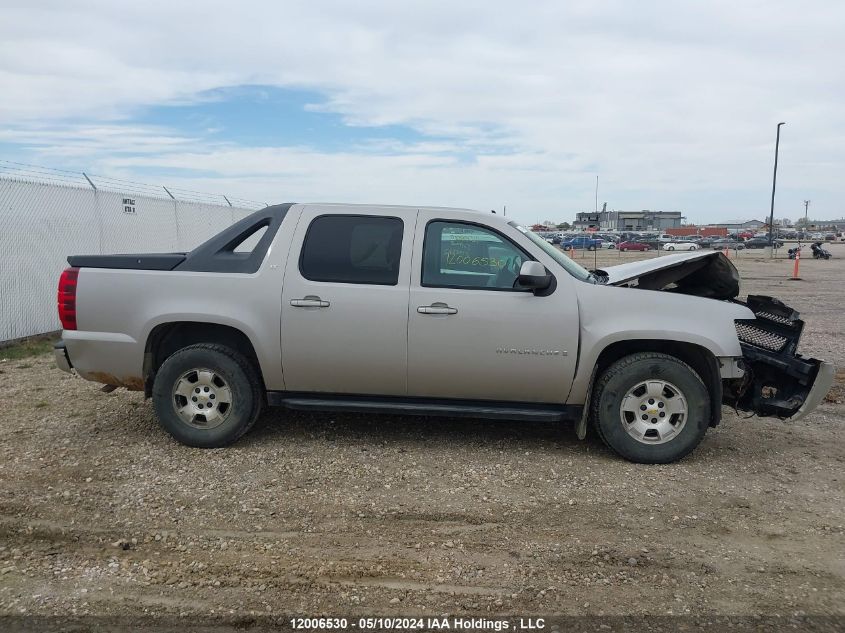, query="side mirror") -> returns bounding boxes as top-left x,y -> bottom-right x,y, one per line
518,260 -> 551,291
